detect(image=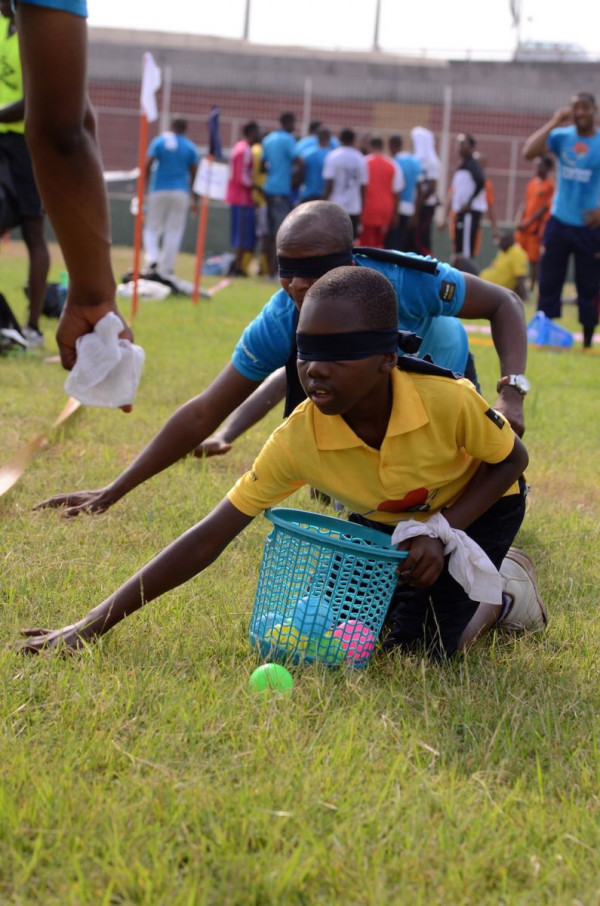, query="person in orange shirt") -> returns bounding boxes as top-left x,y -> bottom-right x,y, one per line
515,155 -> 555,291
359,137 -> 404,248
